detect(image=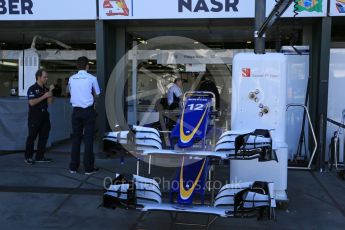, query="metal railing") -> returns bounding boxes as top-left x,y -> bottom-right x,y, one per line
286,103 -> 318,170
